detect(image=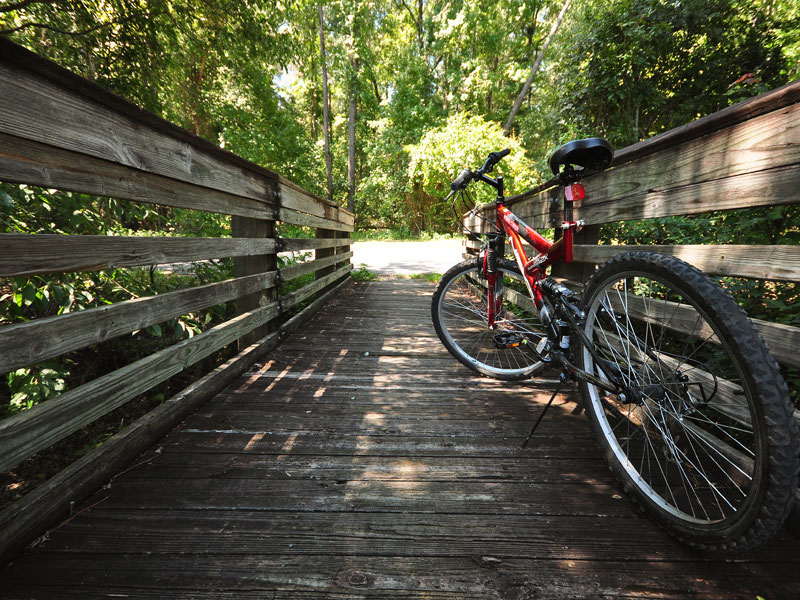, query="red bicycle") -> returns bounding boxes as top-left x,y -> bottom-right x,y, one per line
431,139 -> 798,552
